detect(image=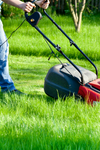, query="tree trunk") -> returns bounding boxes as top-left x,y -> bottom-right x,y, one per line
91,0 -> 94,10
99,0 -> 100,12
68,0 -> 86,32
61,0 -> 65,13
